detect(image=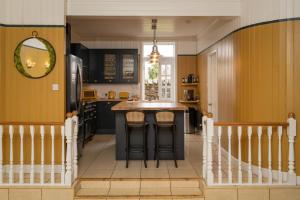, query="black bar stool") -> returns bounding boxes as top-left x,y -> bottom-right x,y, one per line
154,111 -> 177,168
125,111 -> 148,168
